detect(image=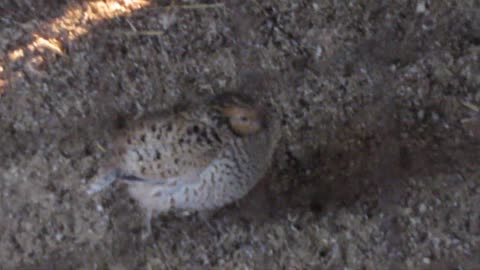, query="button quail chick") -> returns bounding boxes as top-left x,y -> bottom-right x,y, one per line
87,92 -> 280,234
